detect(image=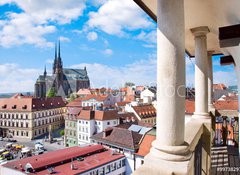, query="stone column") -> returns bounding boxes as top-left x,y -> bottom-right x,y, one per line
208,51 -> 214,110
191,26 -> 210,118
